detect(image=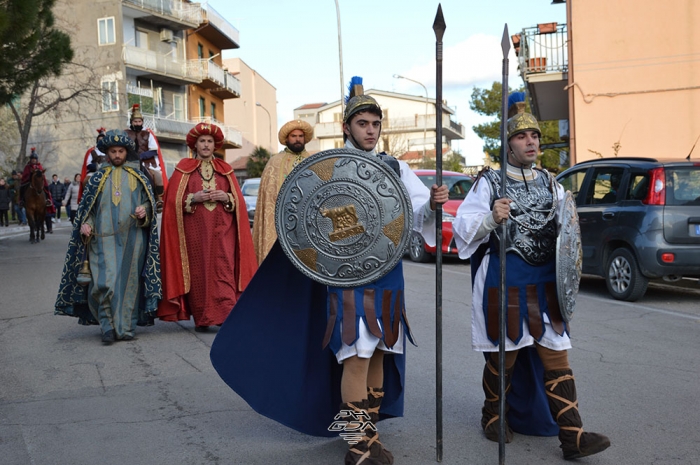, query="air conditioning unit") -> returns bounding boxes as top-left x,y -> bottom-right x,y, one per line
160,28 -> 174,43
